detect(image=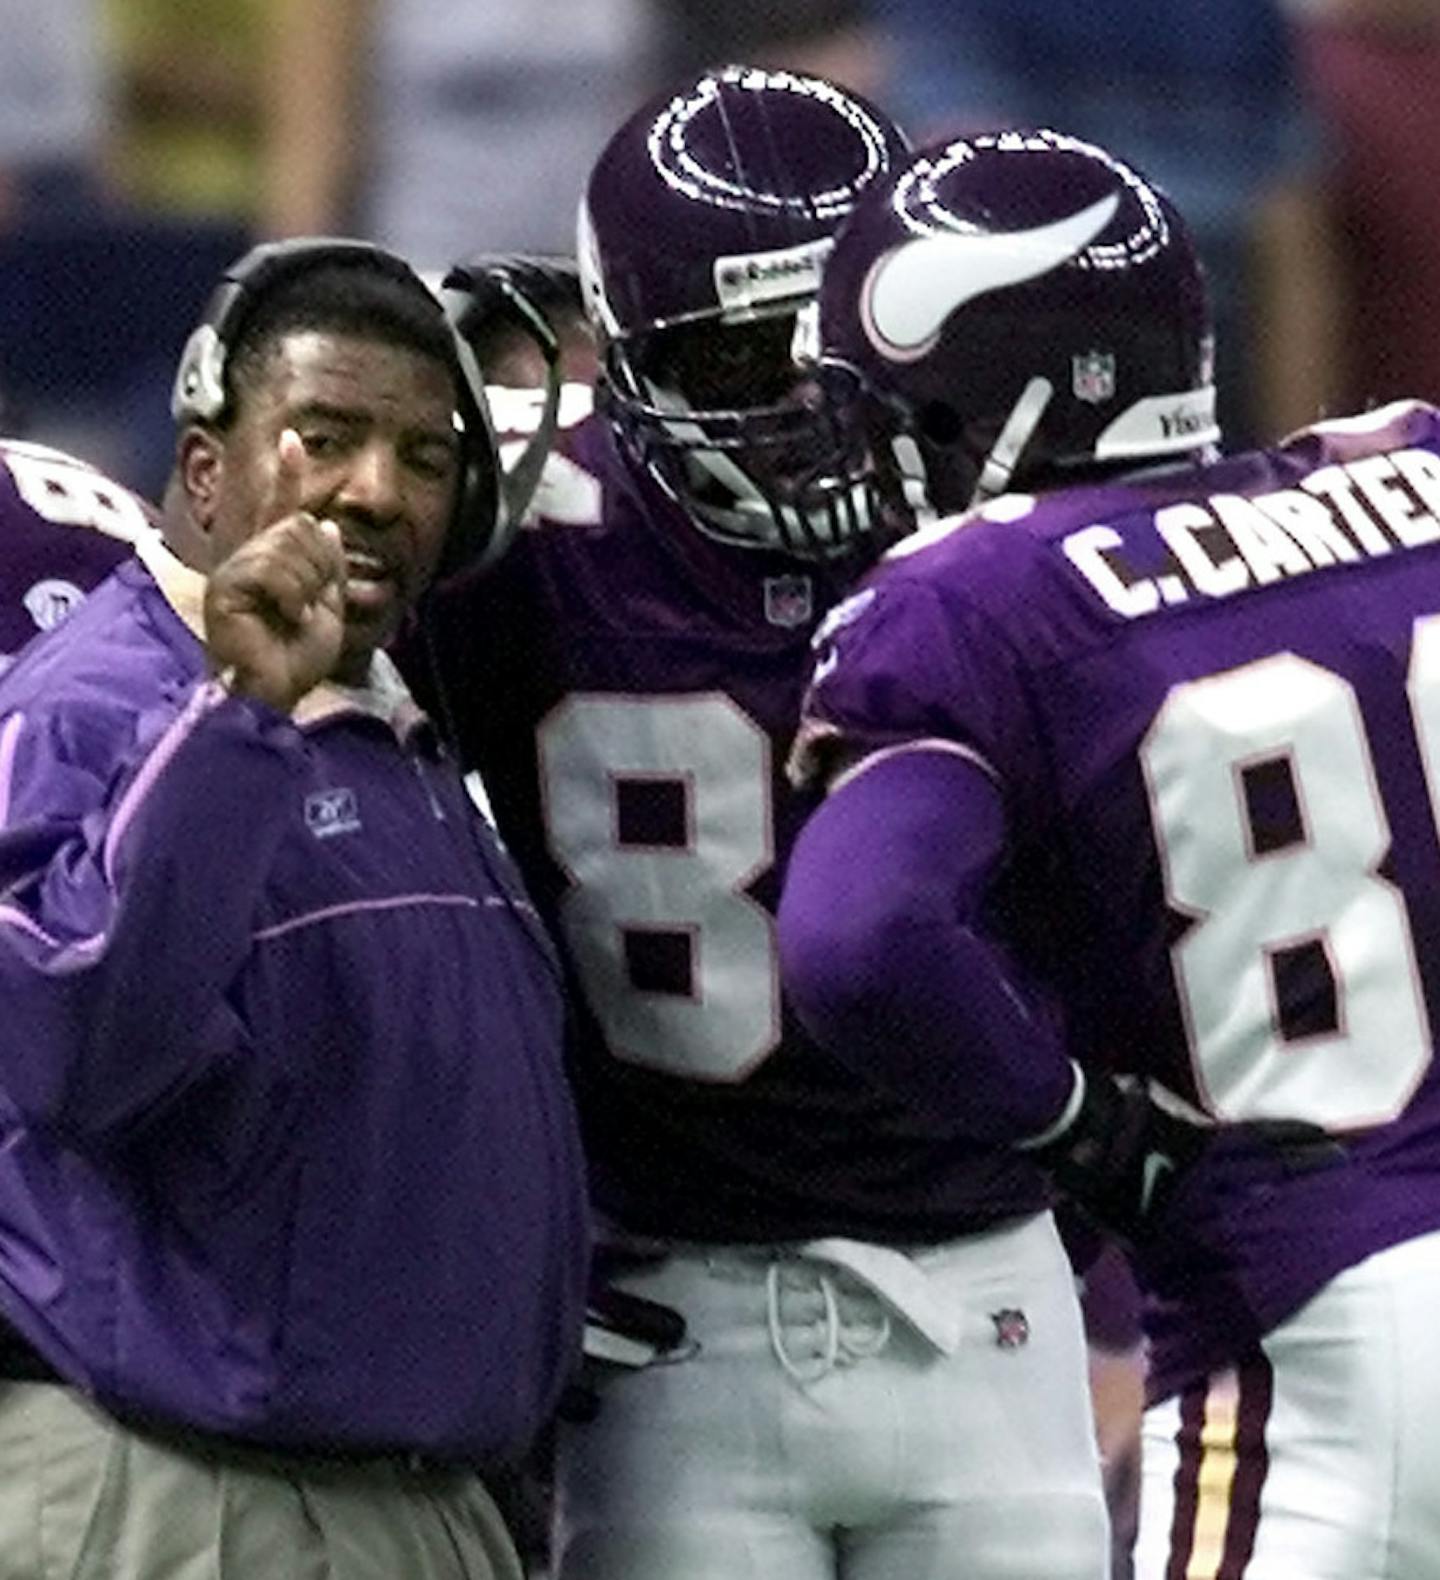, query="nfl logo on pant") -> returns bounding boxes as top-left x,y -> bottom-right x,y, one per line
990,1308 -> 1030,1349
